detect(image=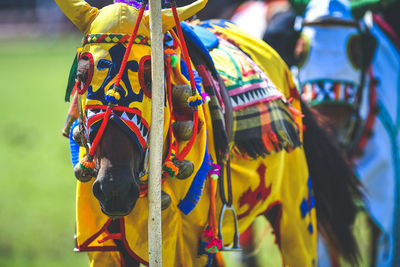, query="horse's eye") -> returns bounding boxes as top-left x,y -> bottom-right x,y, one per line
76,52 -> 94,92
139,55 -> 152,98
347,34 -> 362,70
294,34 -> 310,69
